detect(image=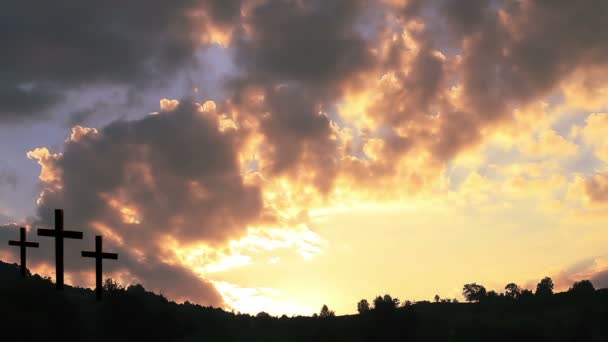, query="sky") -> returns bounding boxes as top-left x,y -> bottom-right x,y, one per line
1,0 -> 608,316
